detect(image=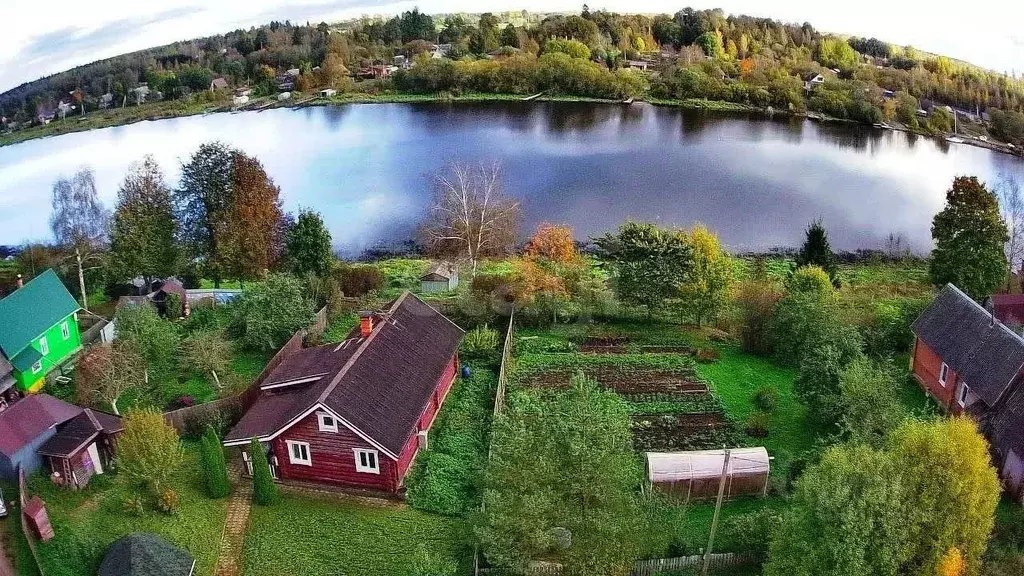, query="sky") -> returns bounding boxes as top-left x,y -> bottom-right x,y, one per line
1,0 -> 1023,93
